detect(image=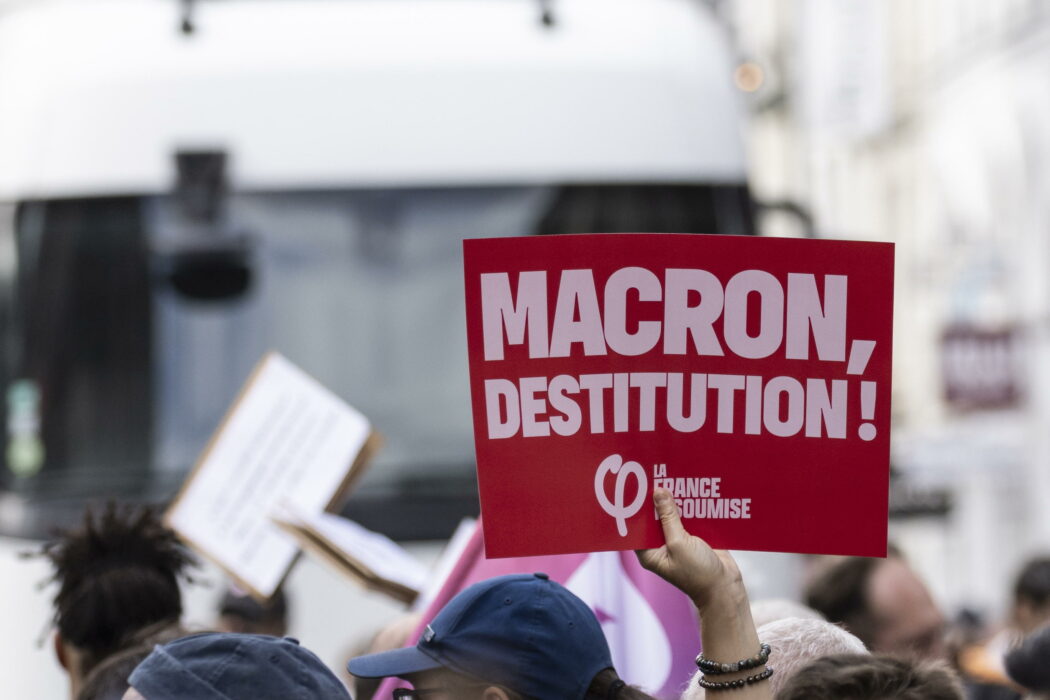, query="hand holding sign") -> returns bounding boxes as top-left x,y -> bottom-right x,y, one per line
635,487 -> 738,611
638,487 -> 770,700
